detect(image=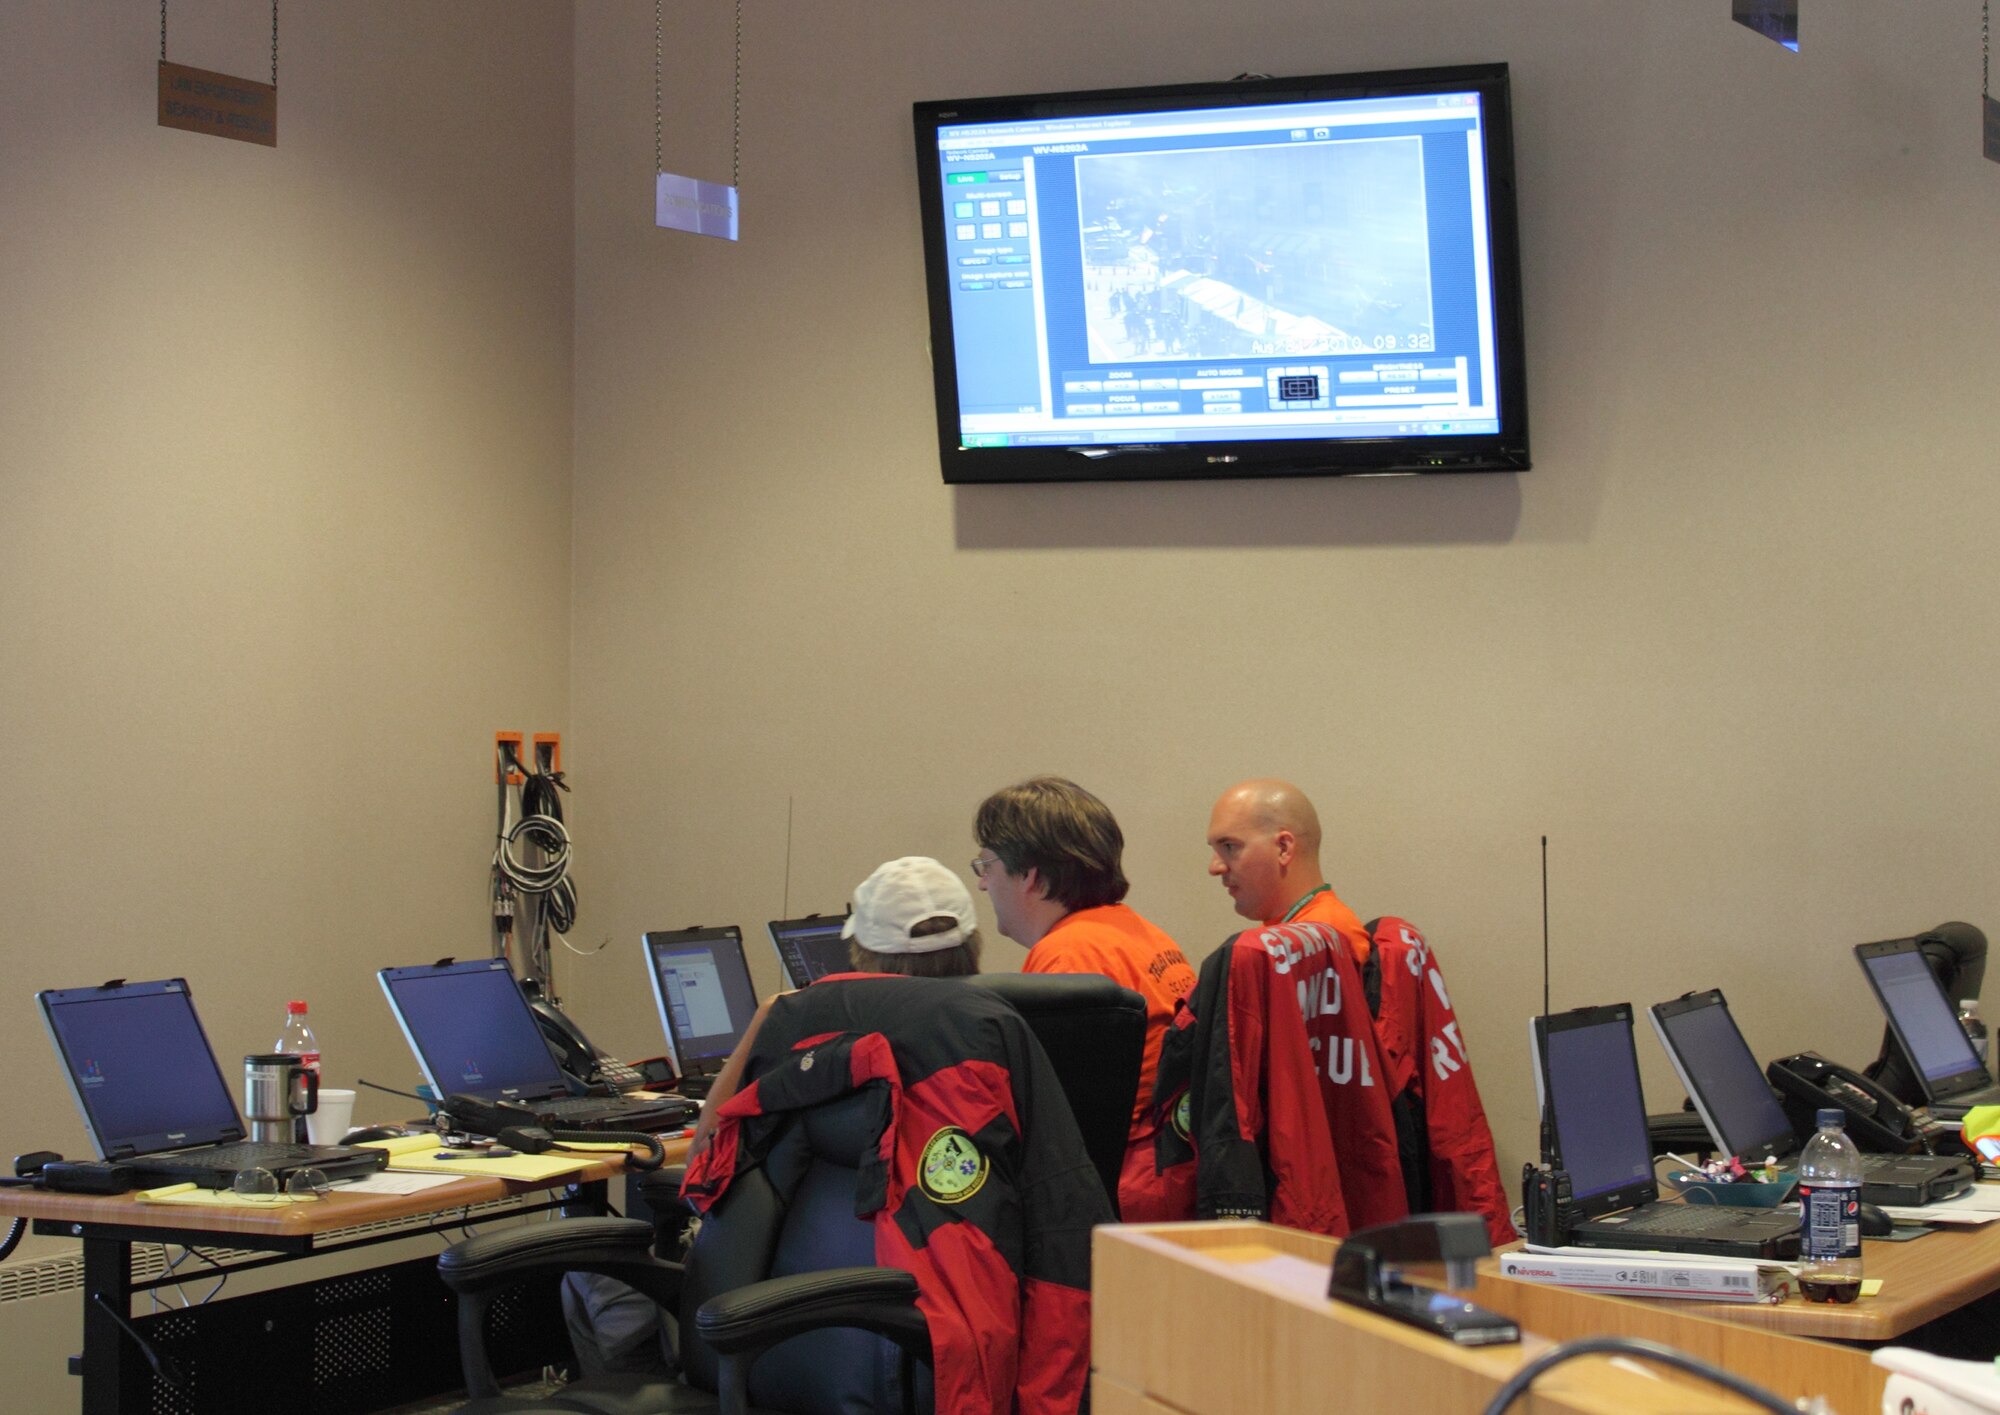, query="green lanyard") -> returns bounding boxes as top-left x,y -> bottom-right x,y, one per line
1279,884 -> 1330,924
